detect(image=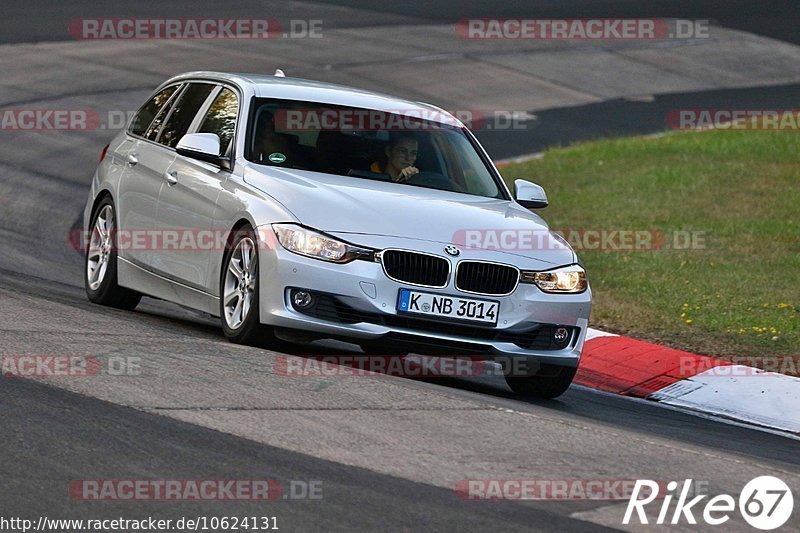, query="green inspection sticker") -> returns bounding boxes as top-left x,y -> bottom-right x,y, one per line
268,152 -> 286,163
